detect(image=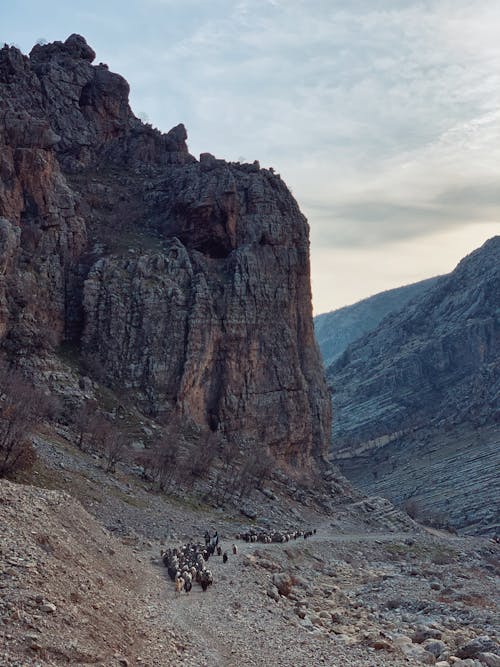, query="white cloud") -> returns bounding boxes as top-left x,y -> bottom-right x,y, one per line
2,0 -> 499,311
